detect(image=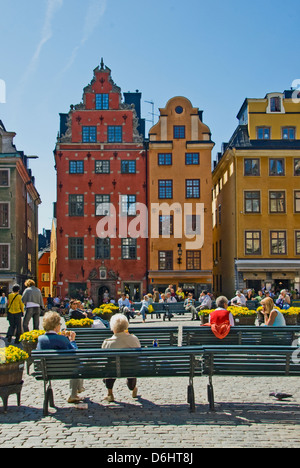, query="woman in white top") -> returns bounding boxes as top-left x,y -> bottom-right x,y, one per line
102,314 -> 141,402
260,297 -> 286,327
